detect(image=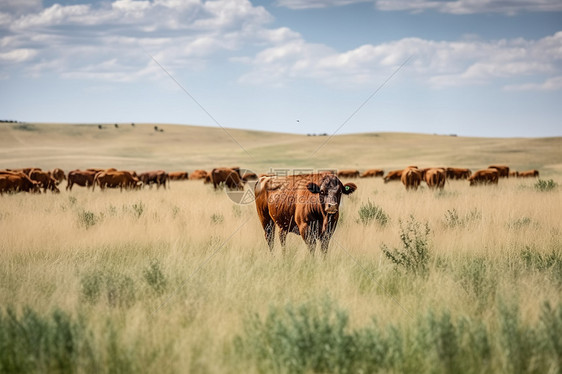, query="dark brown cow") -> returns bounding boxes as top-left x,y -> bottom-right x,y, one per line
446,167 -> 472,180
360,169 -> 384,178
383,169 -> 403,183
489,165 -> 510,178
401,167 -> 422,190
29,169 -> 60,193
424,168 -> 446,189
169,171 -> 189,181
517,170 -> 540,178
189,170 -> 209,180
469,169 -> 499,186
94,170 -> 141,191
0,172 -> 41,195
139,170 -> 168,189
241,171 -> 258,182
211,168 -> 244,190
255,173 -> 357,253
67,170 -> 97,191
51,168 -> 66,184
337,169 -> 360,178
